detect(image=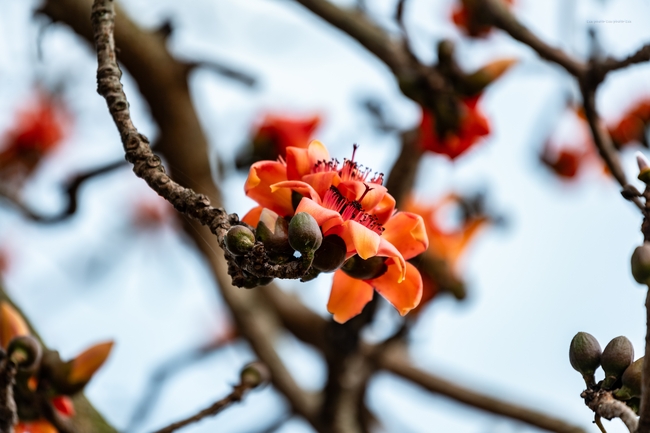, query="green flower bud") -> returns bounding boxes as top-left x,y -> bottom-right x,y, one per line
240,361 -> 270,388
341,255 -> 387,280
631,243 -> 650,285
615,357 -> 644,400
569,332 -> 601,387
601,336 -> 634,389
313,235 -> 347,272
7,335 -> 42,370
256,214 -> 293,257
225,226 -> 255,256
288,212 -> 322,254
